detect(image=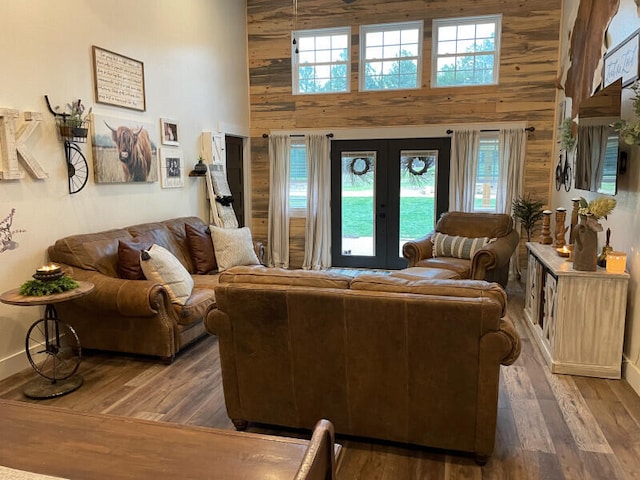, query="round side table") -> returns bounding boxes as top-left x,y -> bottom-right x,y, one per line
0,281 -> 94,399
